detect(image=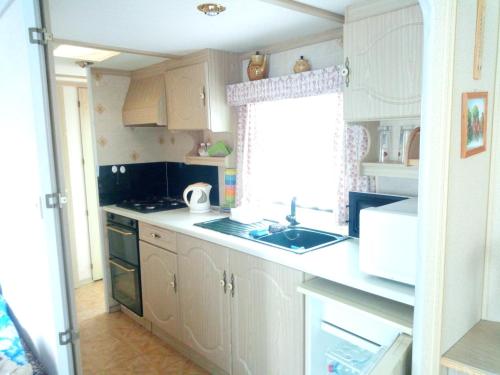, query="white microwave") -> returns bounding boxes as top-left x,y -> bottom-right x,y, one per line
359,198 -> 418,286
